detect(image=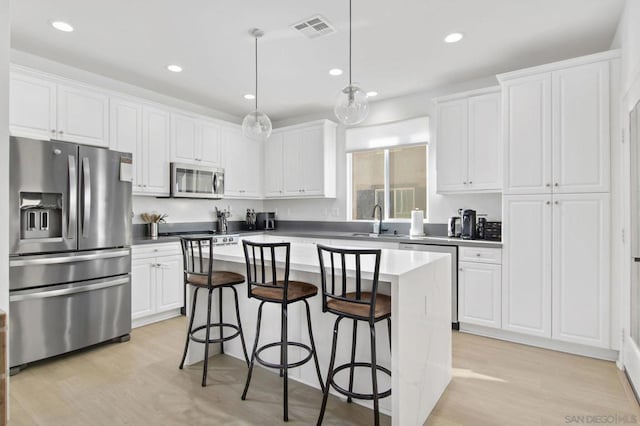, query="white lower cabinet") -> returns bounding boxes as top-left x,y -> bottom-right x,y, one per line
502,193 -> 610,348
131,244 -> 184,327
459,260 -> 502,329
